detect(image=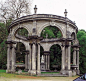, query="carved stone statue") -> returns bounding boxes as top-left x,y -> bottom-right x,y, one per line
41,55 -> 44,63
